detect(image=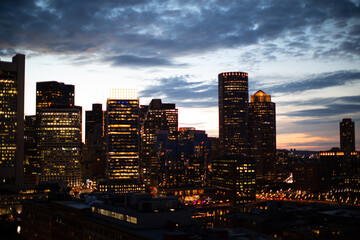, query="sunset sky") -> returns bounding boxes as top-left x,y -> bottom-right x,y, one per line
1,0 -> 360,150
